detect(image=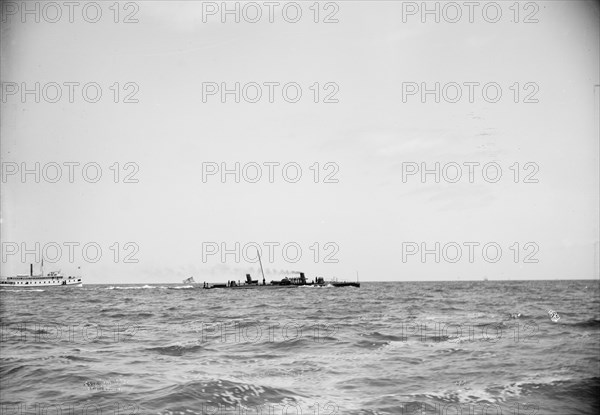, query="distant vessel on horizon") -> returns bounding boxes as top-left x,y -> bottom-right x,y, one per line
0,261 -> 83,289
183,276 -> 195,284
